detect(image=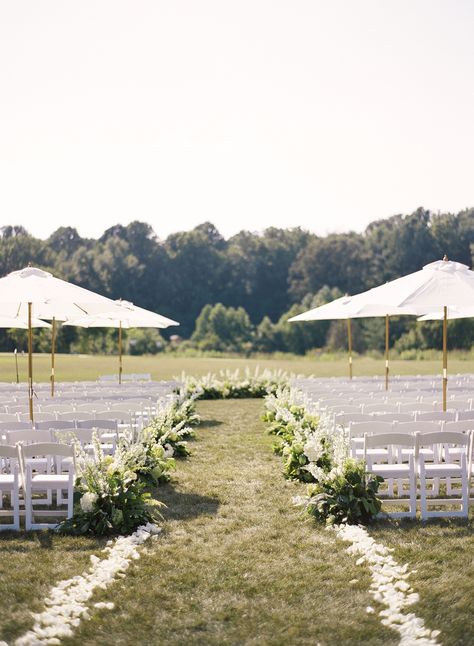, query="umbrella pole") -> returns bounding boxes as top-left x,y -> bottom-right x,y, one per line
14,349 -> 19,384
27,302 -> 34,423
347,318 -> 353,380
442,305 -> 447,412
118,321 -> 123,385
385,315 -> 390,391
51,317 -> 56,397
